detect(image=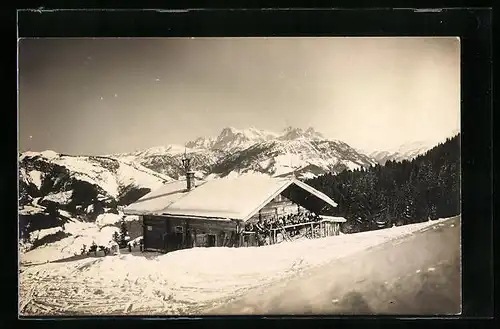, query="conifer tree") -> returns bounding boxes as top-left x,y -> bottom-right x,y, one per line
118,218 -> 129,247
304,134 -> 460,232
